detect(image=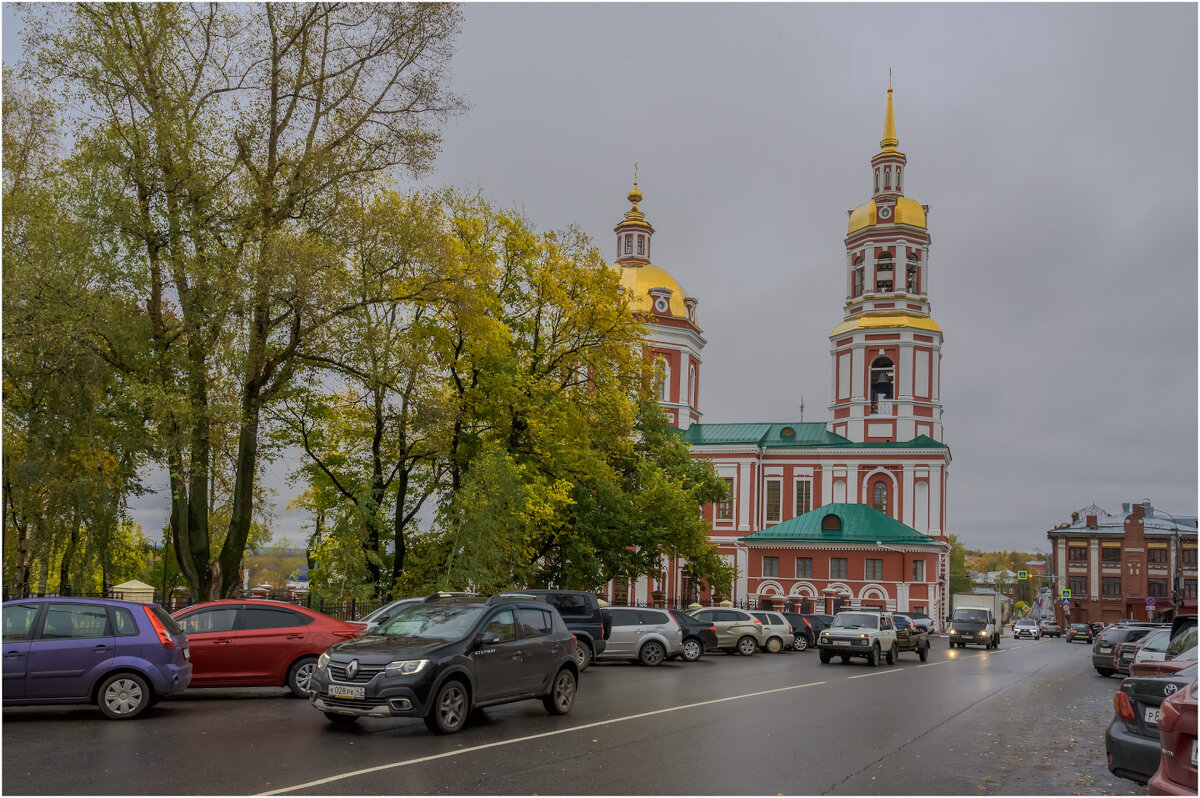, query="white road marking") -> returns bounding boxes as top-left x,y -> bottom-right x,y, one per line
258,680 -> 829,795
847,668 -> 905,679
